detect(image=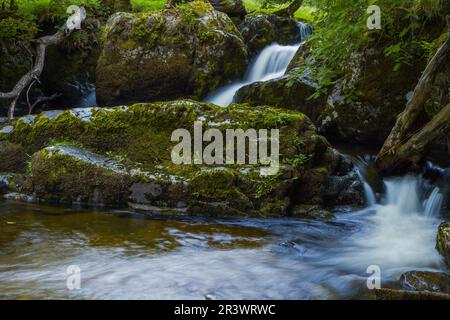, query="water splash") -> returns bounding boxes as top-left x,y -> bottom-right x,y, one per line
332,175 -> 444,278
